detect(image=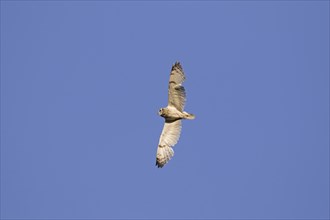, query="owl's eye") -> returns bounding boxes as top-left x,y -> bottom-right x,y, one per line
159,109 -> 162,112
